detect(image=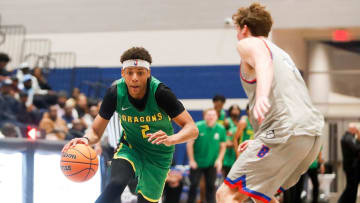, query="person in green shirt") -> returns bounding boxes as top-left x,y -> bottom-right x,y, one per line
212,94 -> 226,126
187,108 -> 227,203
222,104 -> 241,176
233,104 -> 254,157
63,47 -> 198,203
